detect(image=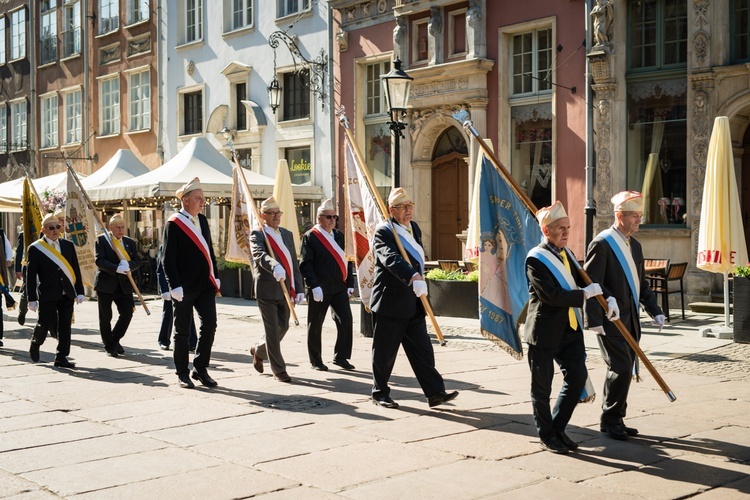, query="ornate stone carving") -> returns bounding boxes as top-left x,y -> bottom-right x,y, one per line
409,104 -> 469,149
127,34 -> 151,57
466,0 -> 485,59
410,77 -> 470,97
99,43 -> 120,65
187,60 -> 195,76
591,0 -> 613,51
346,7 -> 356,22
693,31 -> 708,65
694,0 -> 709,29
690,78 -> 713,215
428,7 -> 442,36
336,30 -> 349,52
588,52 -> 612,84
428,7 -> 443,65
393,15 -> 407,62
592,85 -> 616,221
377,0 -> 387,14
